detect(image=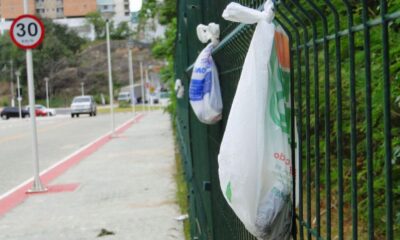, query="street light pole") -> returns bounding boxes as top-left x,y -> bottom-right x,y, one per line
106,19 -> 115,136
145,67 -> 150,112
10,60 -> 15,107
44,77 -> 49,116
140,61 -> 145,112
81,82 -> 84,96
0,18 -> 5,35
15,71 -> 22,119
127,39 -> 136,115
